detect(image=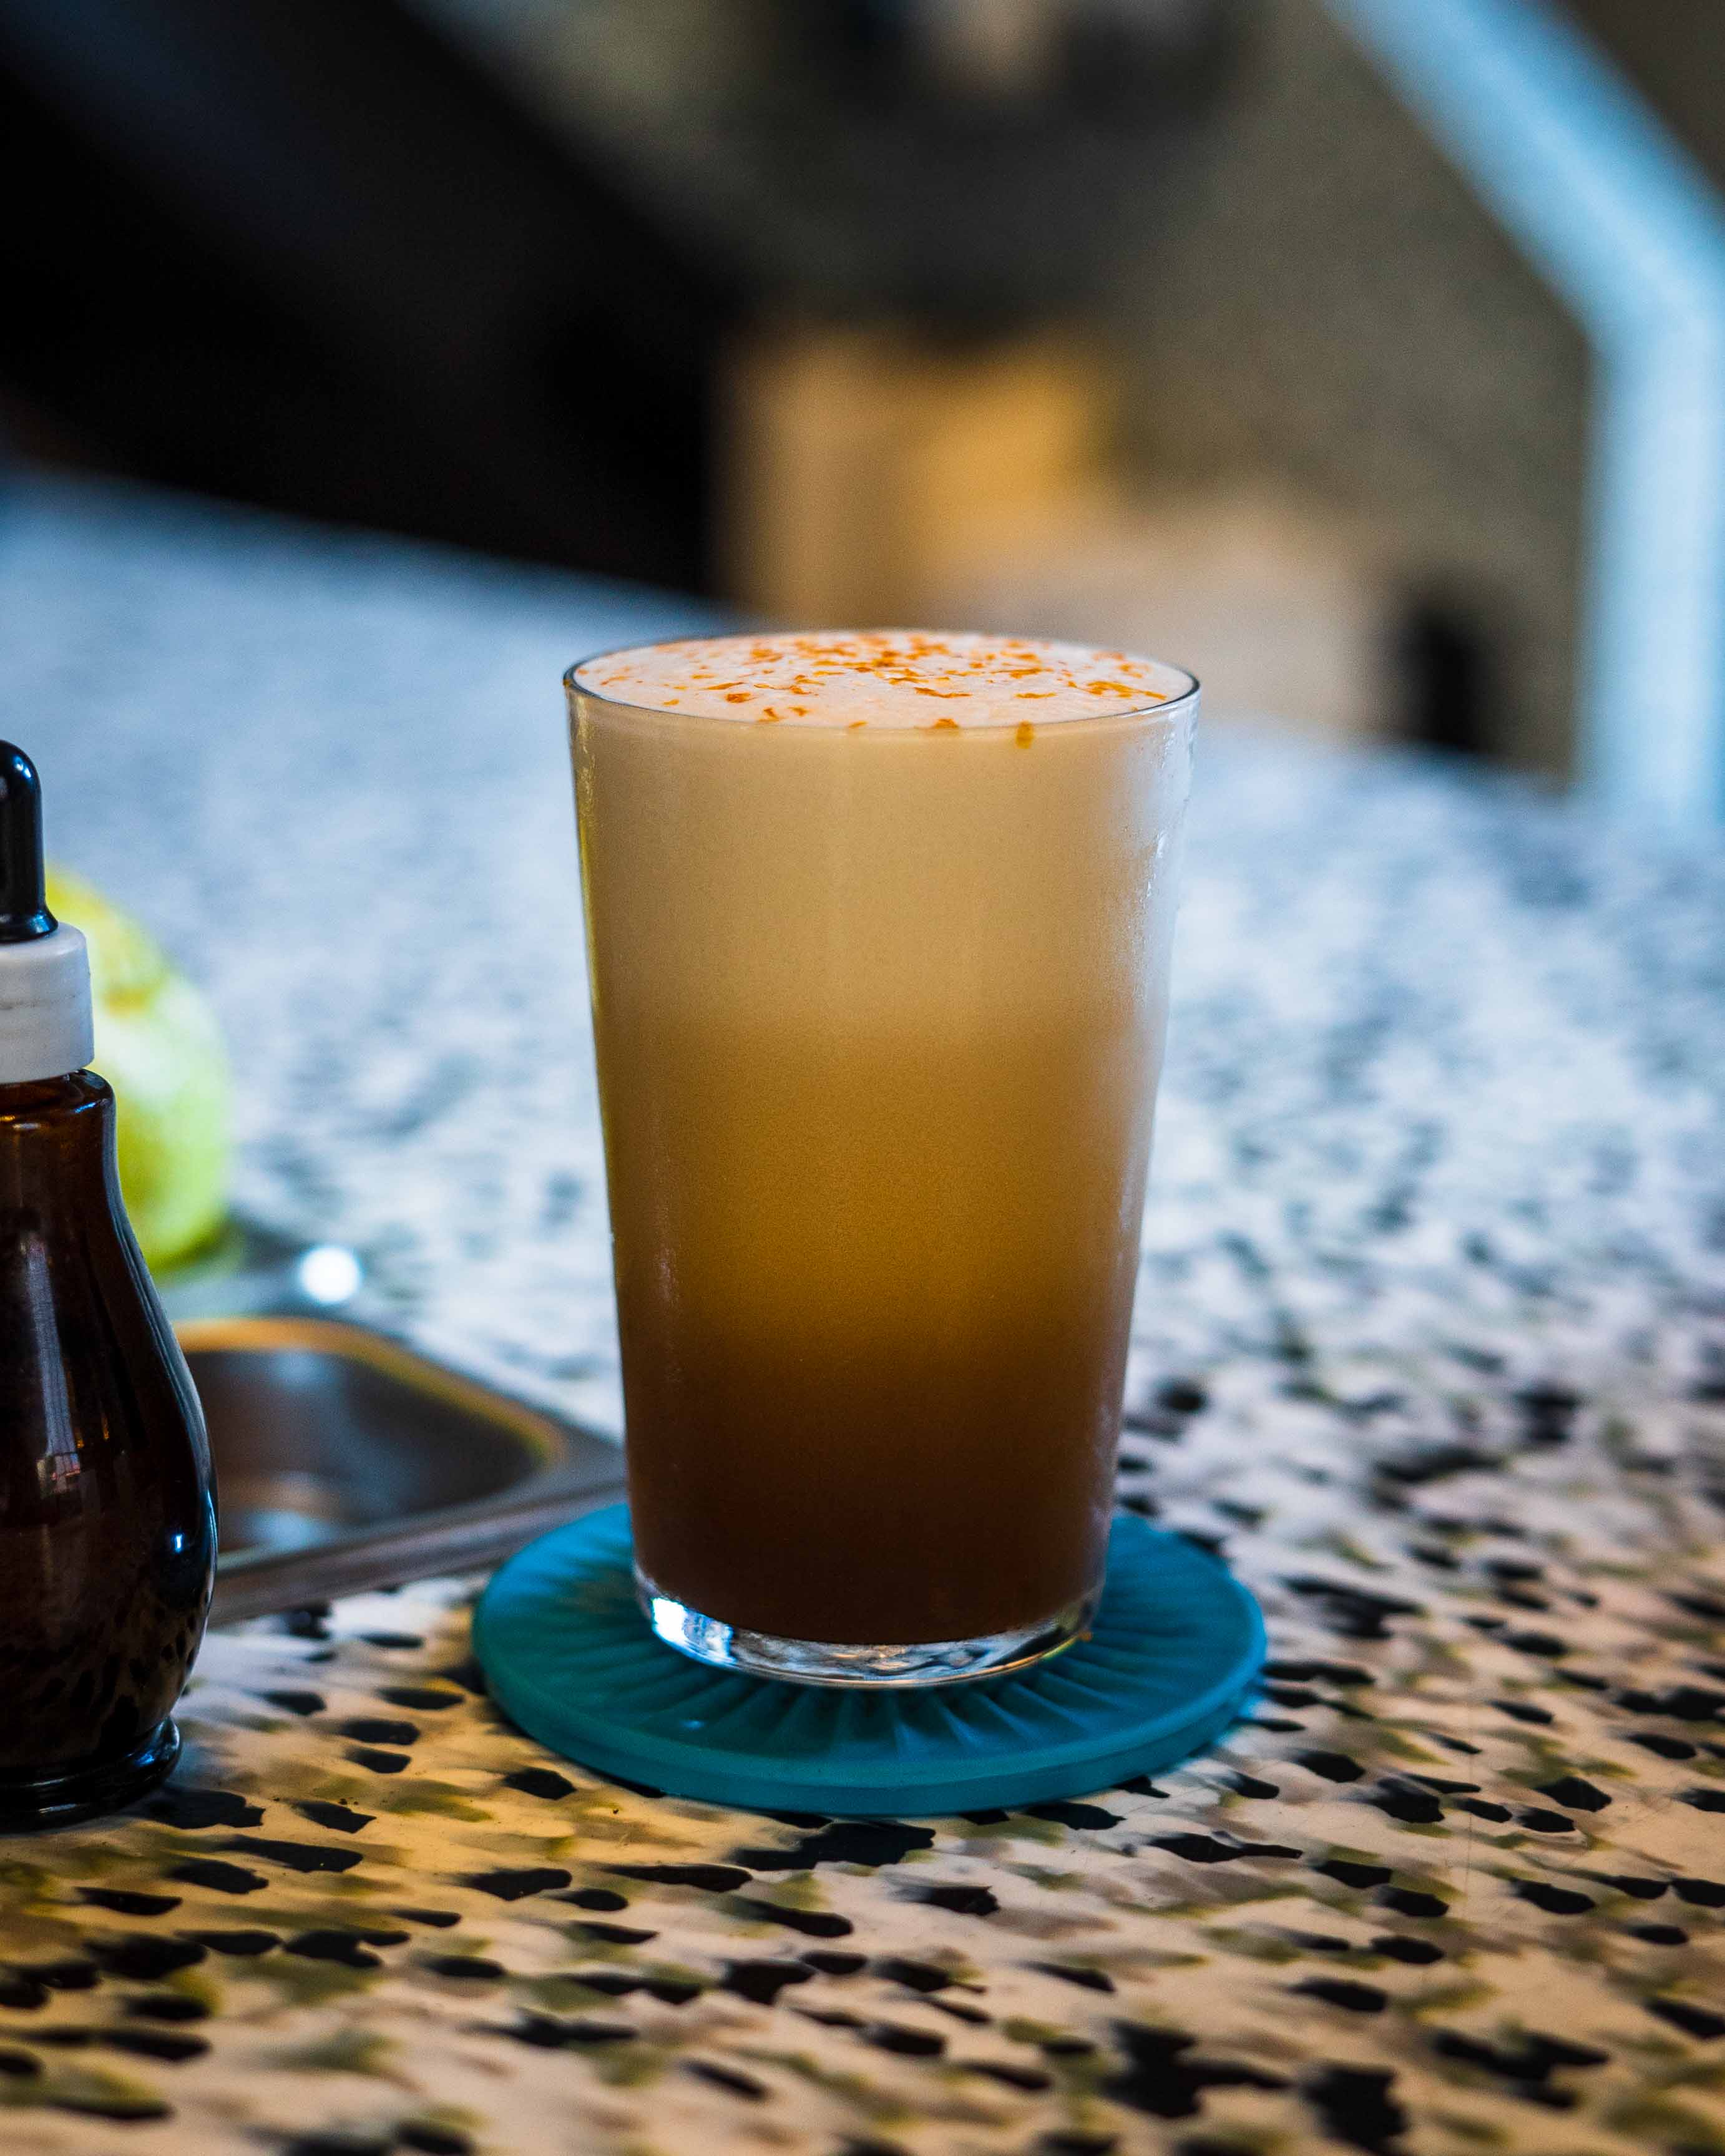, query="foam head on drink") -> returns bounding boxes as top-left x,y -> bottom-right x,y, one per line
568,632 -> 1195,1674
